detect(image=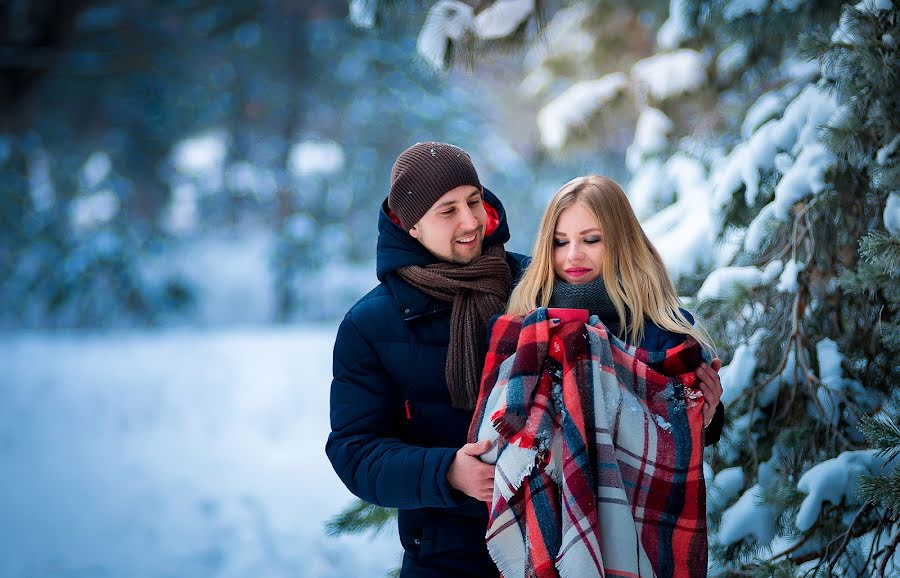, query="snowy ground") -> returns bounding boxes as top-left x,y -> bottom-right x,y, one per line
0,325 -> 401,578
